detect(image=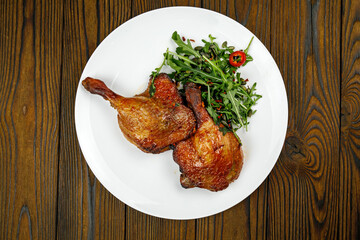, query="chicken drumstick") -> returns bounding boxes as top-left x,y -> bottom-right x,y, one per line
173,82 -> 244,191
82,73 -> 196,153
